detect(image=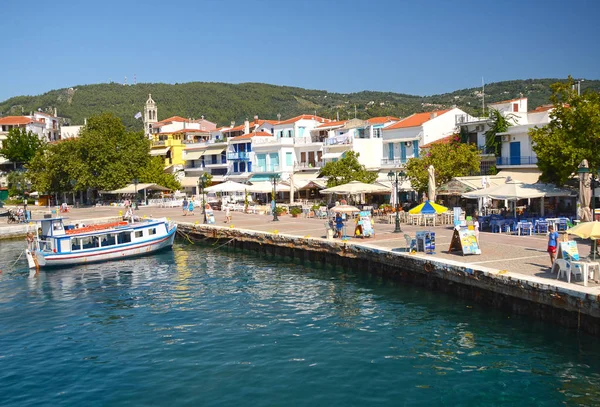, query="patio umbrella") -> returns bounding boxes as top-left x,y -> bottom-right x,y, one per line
428,165 -> 436,203
204,180 -> 248,193
319,181 -> 390,195
579,159 -> 592,222
330,205 -> 361,214
567,221 -> 600,259
409,200 -> 448,215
